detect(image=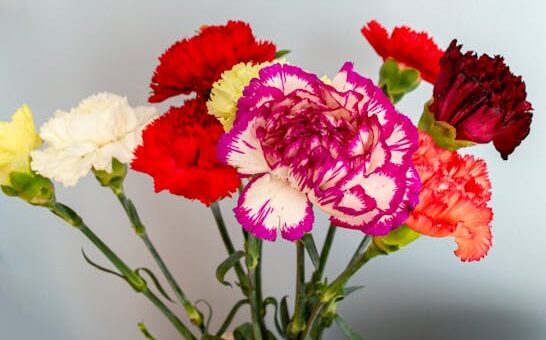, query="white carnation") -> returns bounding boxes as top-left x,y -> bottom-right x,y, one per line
31,93 -> 156,187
